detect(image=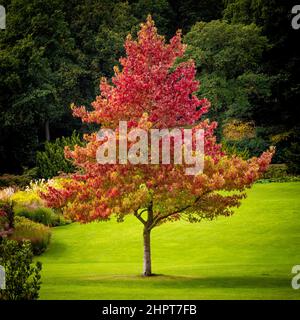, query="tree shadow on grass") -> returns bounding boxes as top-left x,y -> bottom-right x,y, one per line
149,275 -> 289,289
83,274 -> 289,289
